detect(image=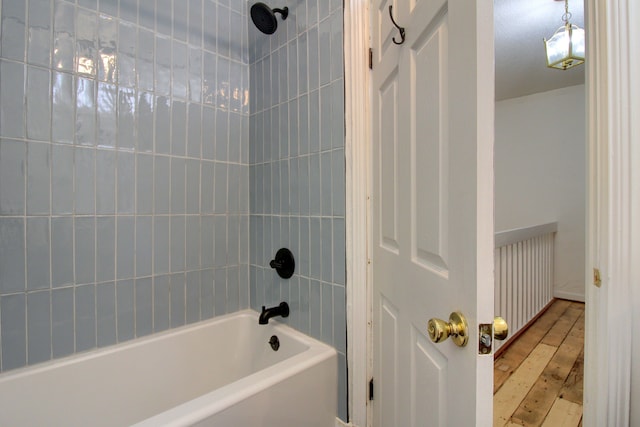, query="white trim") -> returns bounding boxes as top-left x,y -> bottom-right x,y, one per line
553,290 -> 586,303
494,222 -> 558,248
584,0 -> 635,425
344,1 -> 370,426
